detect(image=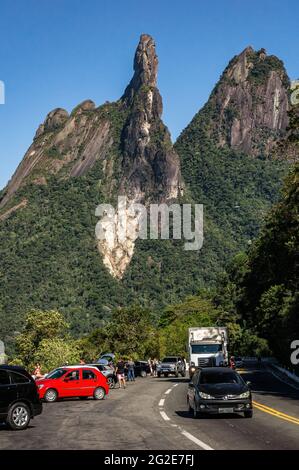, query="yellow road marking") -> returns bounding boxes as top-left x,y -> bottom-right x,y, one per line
253,400 -> 299,426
